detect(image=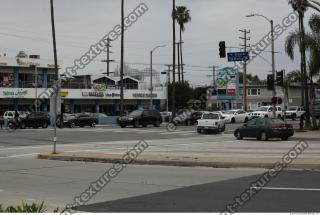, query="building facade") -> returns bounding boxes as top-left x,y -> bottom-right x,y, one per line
0,56 -> 166,116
